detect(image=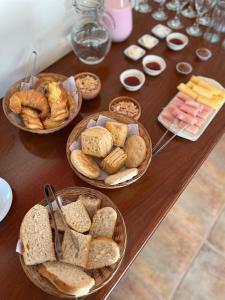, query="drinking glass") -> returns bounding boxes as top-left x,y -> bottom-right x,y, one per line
152,0 -> 168,20
137,0 -> 152,12
182,0 -> 197,17
167,0 -> 189,29
199,0 -> 217,25
186,0 -> 217,36
166,0 -> 179,10
204,0 -> 225,42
